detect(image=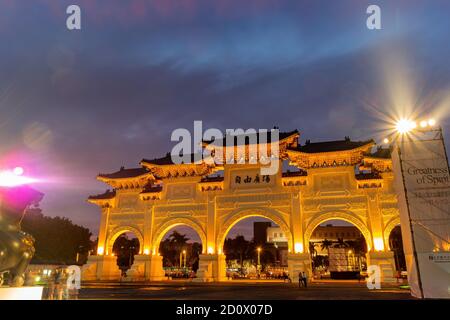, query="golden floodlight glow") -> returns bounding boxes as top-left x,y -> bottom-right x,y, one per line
207,246 -> 214,254
420,120 -> 428,128
294,242 -> 304,253
428,118 -> 436,126
97,247 -> 104,255
373,238 -> 384,251
383,138 -> 389,144
396,119 -> 416,134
